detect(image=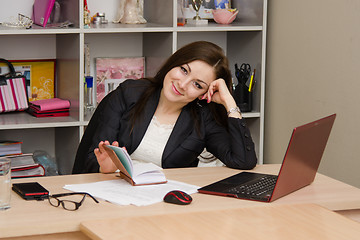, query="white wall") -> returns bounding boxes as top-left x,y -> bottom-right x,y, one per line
0,0 -> 33,22
265,0 -> 360,188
